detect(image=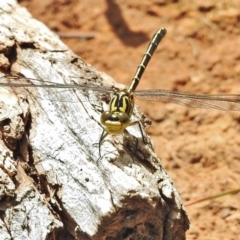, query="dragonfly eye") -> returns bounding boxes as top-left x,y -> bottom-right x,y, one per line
100,111 -> 112,124
117,112 -> 130,124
